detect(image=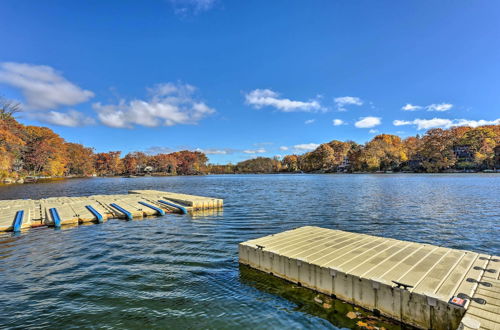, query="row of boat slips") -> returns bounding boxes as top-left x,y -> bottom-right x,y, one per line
0,190 -> 223,232
239,226 -> 499,330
